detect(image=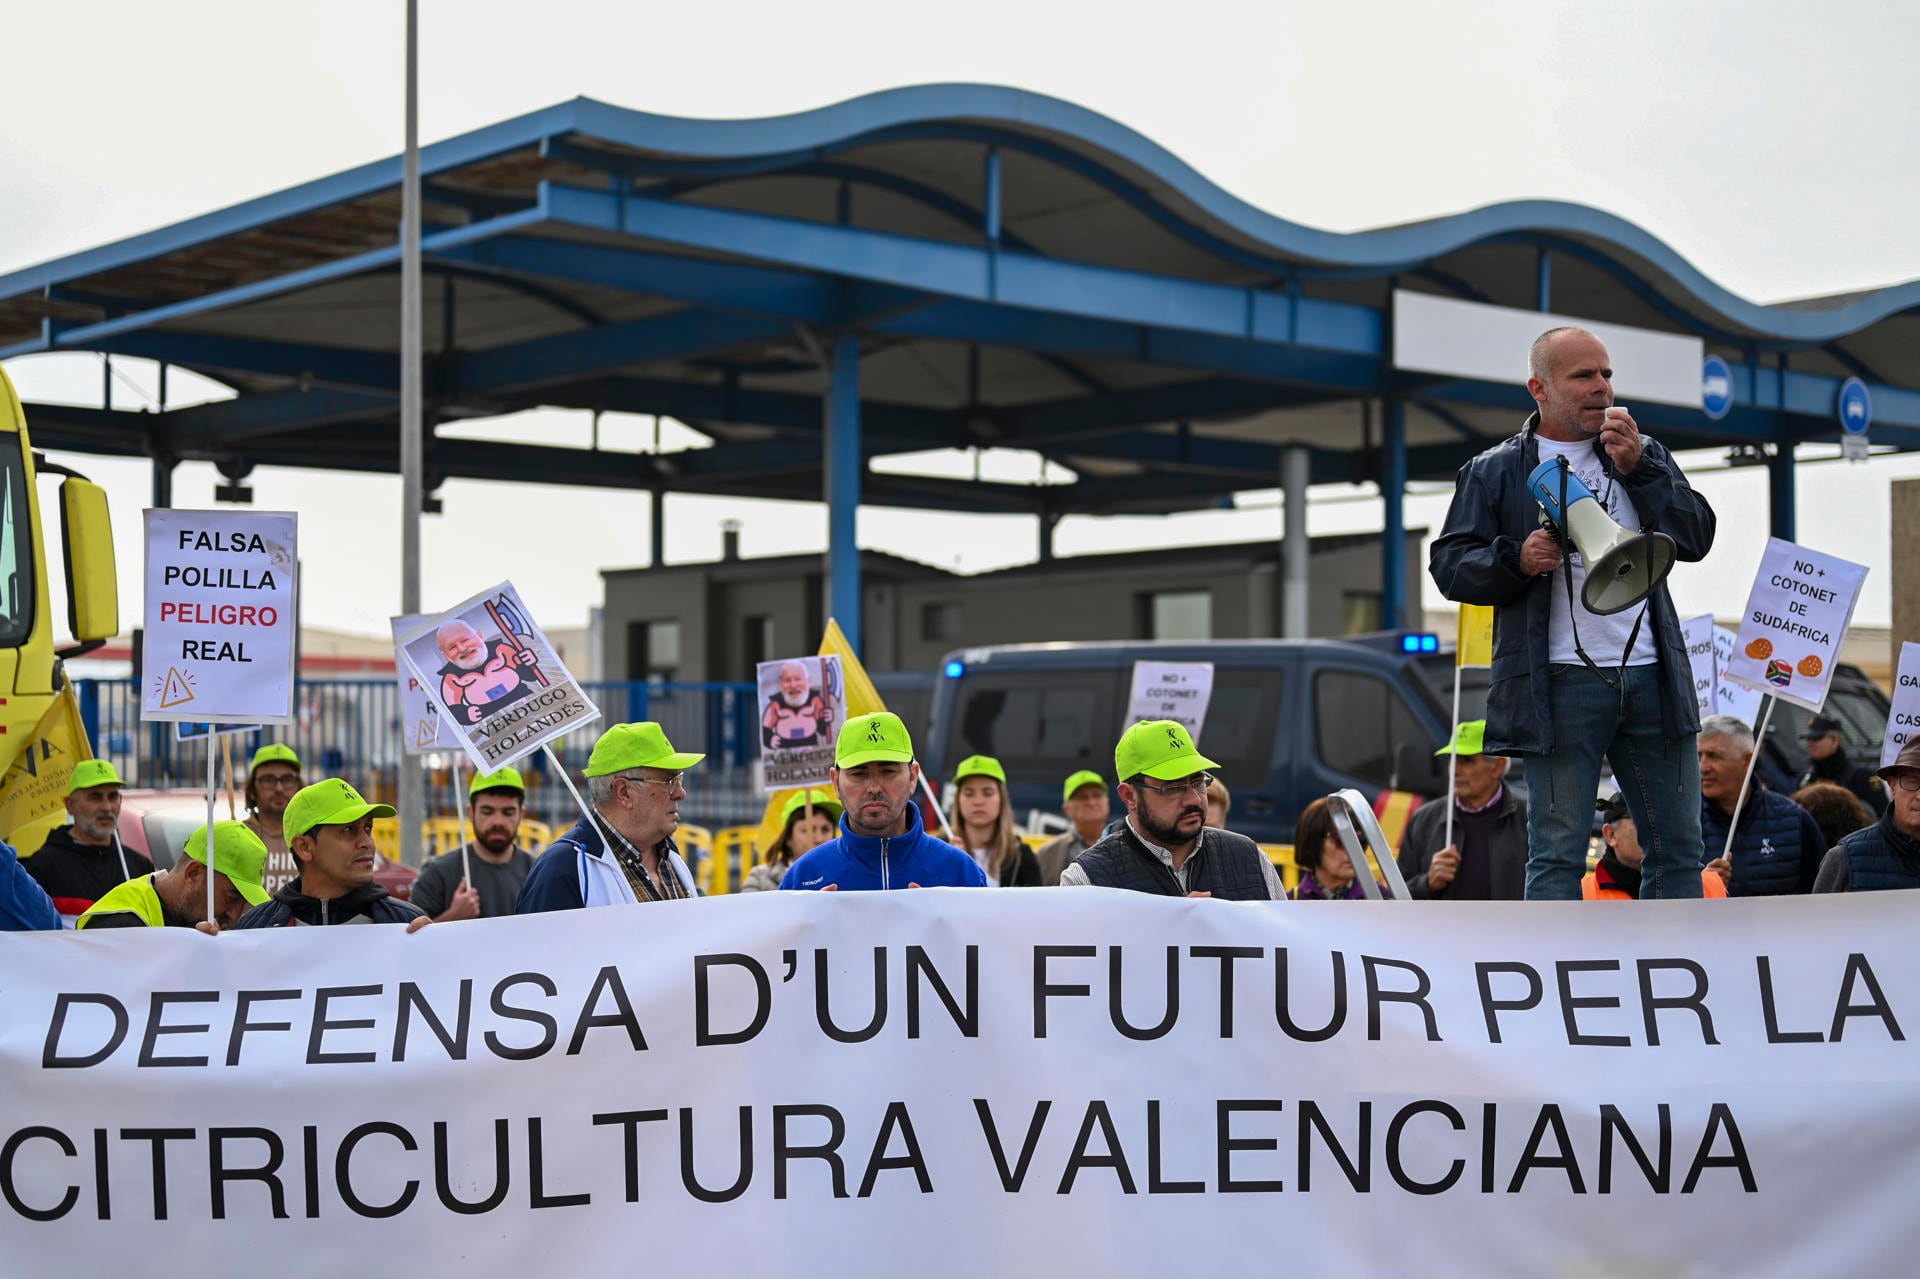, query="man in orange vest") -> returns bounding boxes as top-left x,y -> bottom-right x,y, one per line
1583,791 -> 1728,899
